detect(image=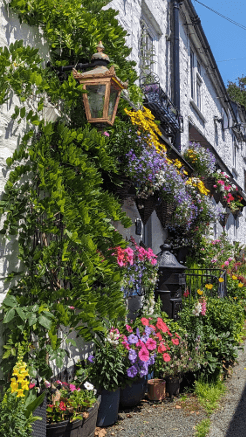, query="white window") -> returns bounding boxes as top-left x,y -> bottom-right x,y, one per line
196,76 -> 202,111
222,107 -> 229,130
232,135 -> 238,170
139,6 -> 161,83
